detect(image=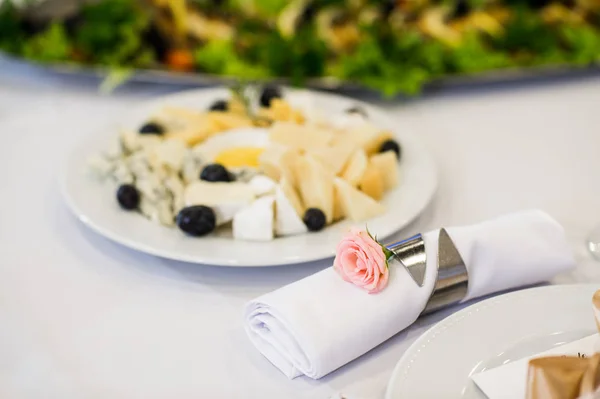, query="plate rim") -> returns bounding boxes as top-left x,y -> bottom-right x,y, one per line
384,283 -> 600,399
59,87 -> 438,267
